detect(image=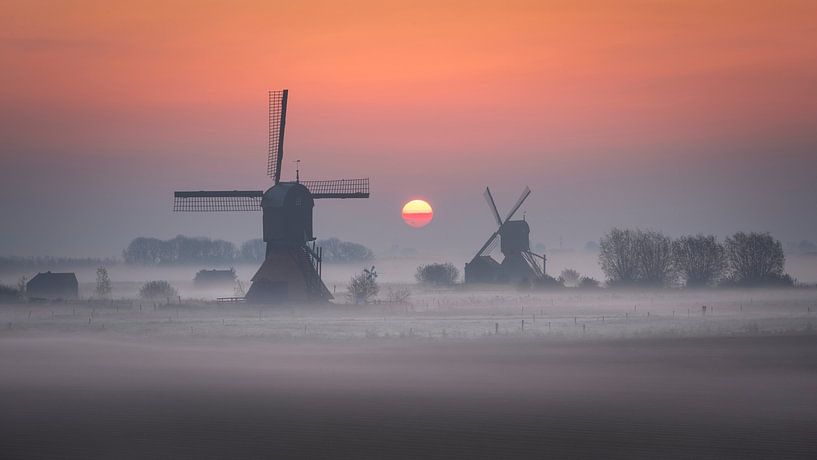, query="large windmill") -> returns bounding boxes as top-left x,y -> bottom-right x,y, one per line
464,187 -> 545,284
173,90 -> 370,303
